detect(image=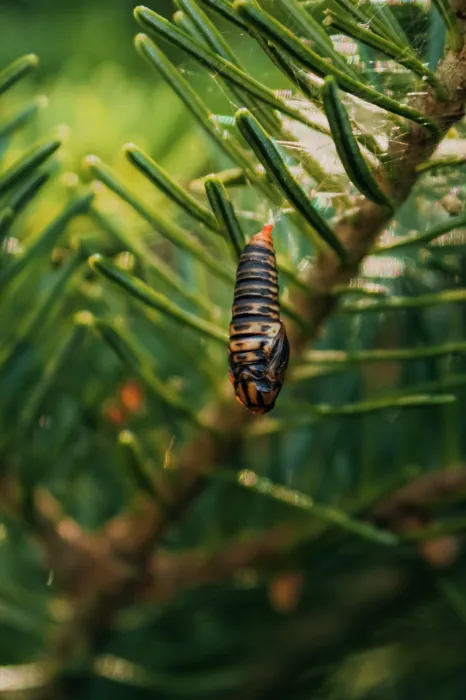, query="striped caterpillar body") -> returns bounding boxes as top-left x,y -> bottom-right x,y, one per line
228,223 -> 290,415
